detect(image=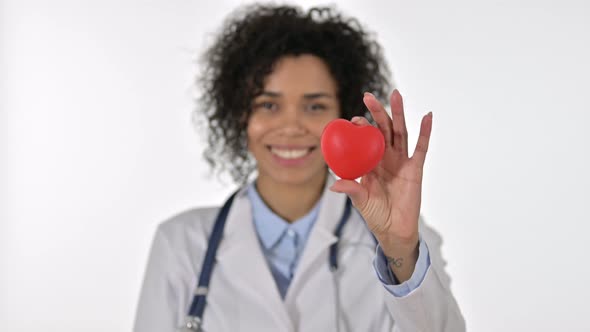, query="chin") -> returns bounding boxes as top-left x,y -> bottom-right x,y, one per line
264,167 -> 328,187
